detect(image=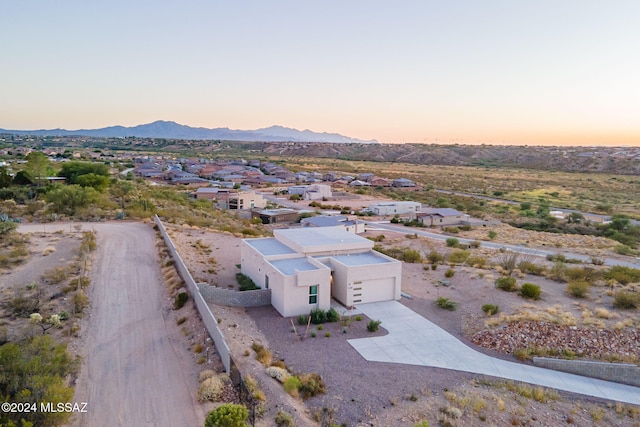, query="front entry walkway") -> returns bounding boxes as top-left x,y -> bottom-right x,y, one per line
348,301 -> 640,405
